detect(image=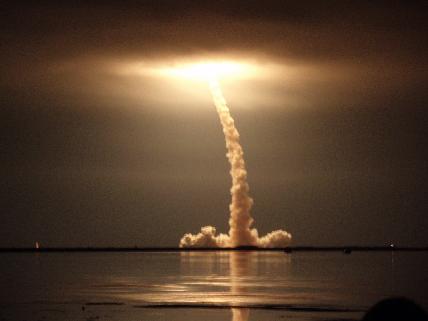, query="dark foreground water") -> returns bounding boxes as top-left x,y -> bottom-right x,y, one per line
0,251 -> 427,321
